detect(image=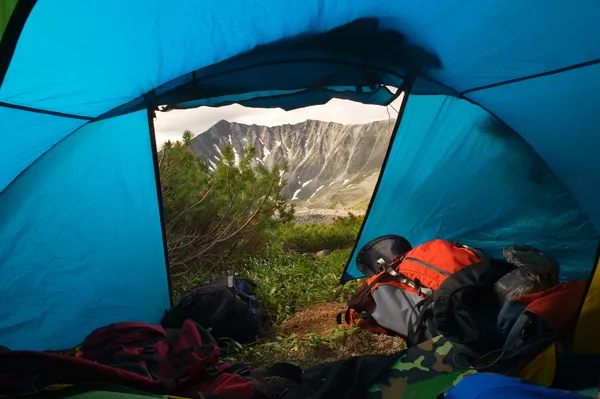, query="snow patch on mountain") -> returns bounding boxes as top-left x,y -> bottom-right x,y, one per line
233,147 -> 240,165
263,147 -> 271,163
291,188 -> 302,201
